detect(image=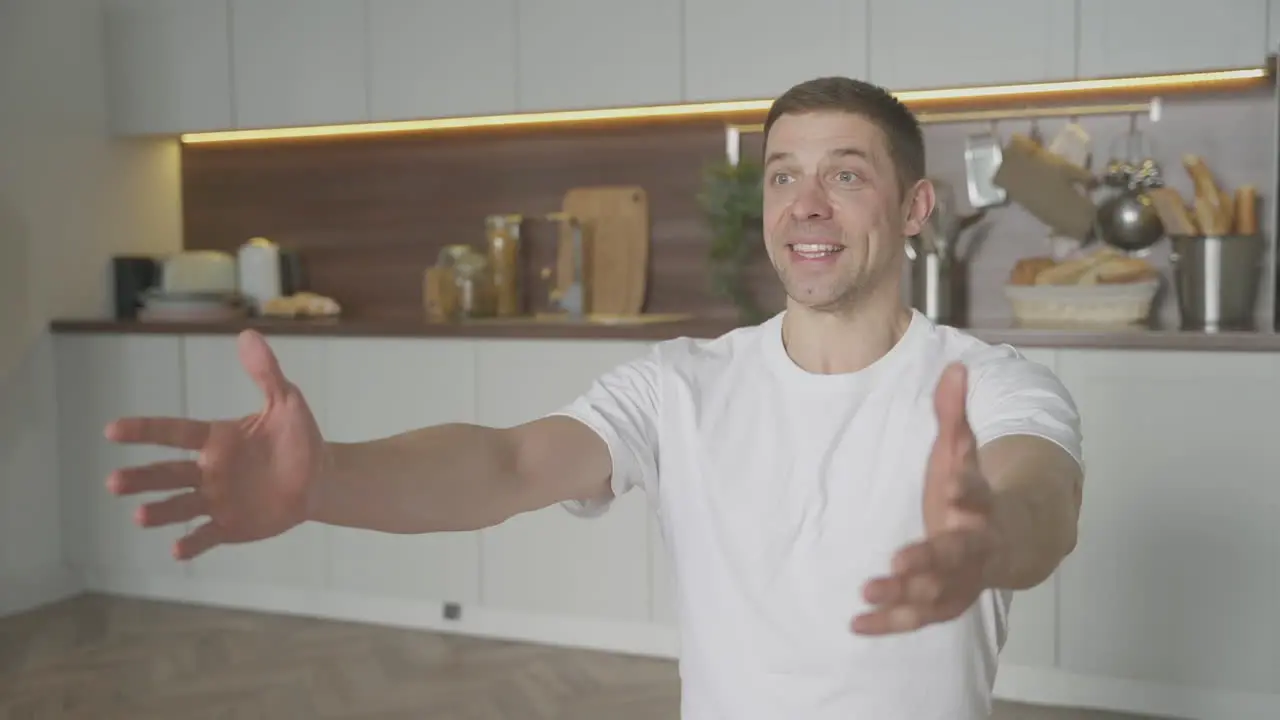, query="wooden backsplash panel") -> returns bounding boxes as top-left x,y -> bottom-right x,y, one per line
182,91 -> 1276,329
181,119 -> 770,320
